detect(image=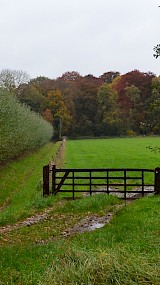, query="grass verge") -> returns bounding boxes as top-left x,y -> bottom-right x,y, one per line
0,142 -> 61,225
